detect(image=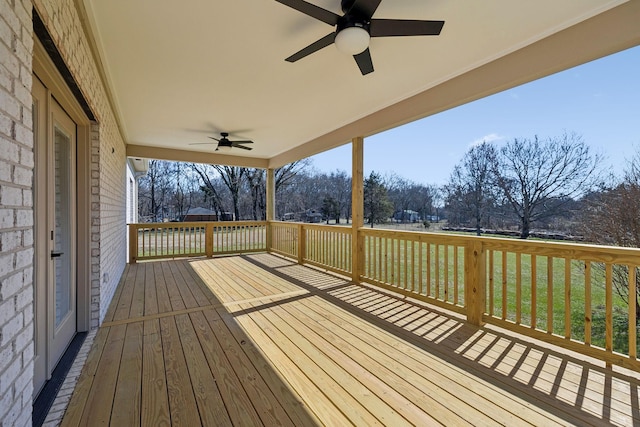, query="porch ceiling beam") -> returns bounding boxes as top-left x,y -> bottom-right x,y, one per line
268,0 -> 640,169
126,144 -> 269,169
